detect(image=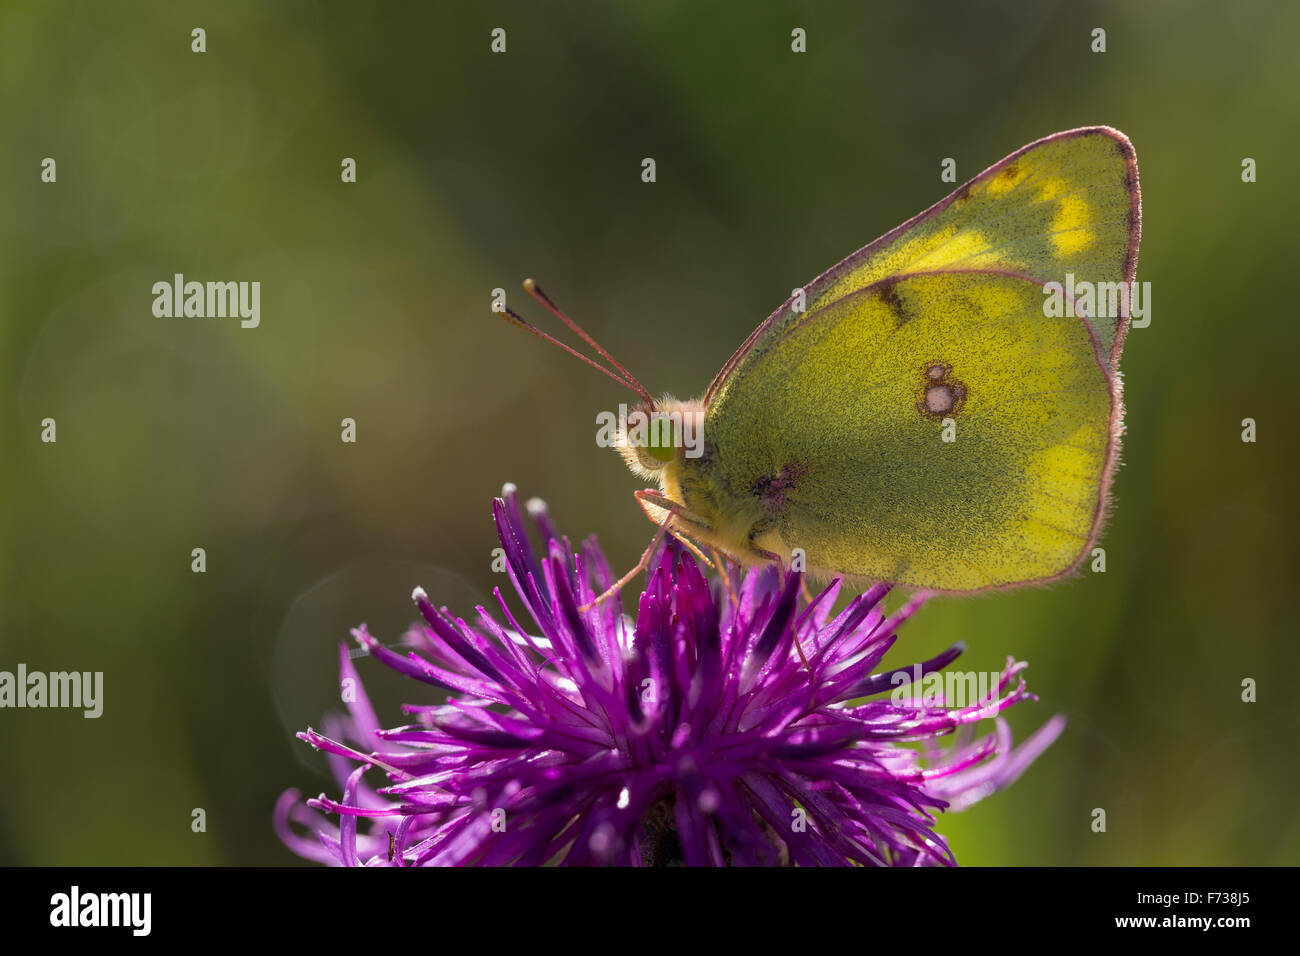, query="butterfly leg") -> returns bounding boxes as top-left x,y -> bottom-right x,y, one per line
709,546 -> 740,611
633,489 -> 717,569
578,527 -> 665,612
752,543 -> 813,674
577,490 -> 709,611
638,491 -> 743,610
749,540 -> 812,601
